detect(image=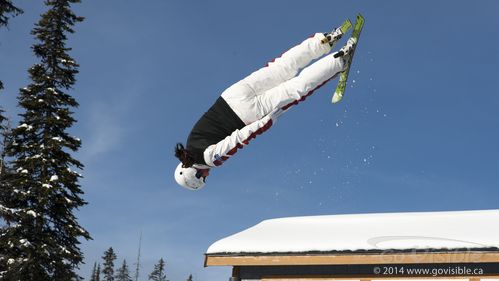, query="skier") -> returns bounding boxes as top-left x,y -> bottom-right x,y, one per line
174,27 -> 357,190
